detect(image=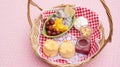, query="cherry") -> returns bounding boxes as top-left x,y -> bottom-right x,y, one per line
48,26 -> 53,31
56,31 -> 60,35
52,28 -> 56,32
46,22 -> 50,26
46,30 -> 52,35
49,19 -> 55,25
51,32 -> 57,36
45,25 -> 49,30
